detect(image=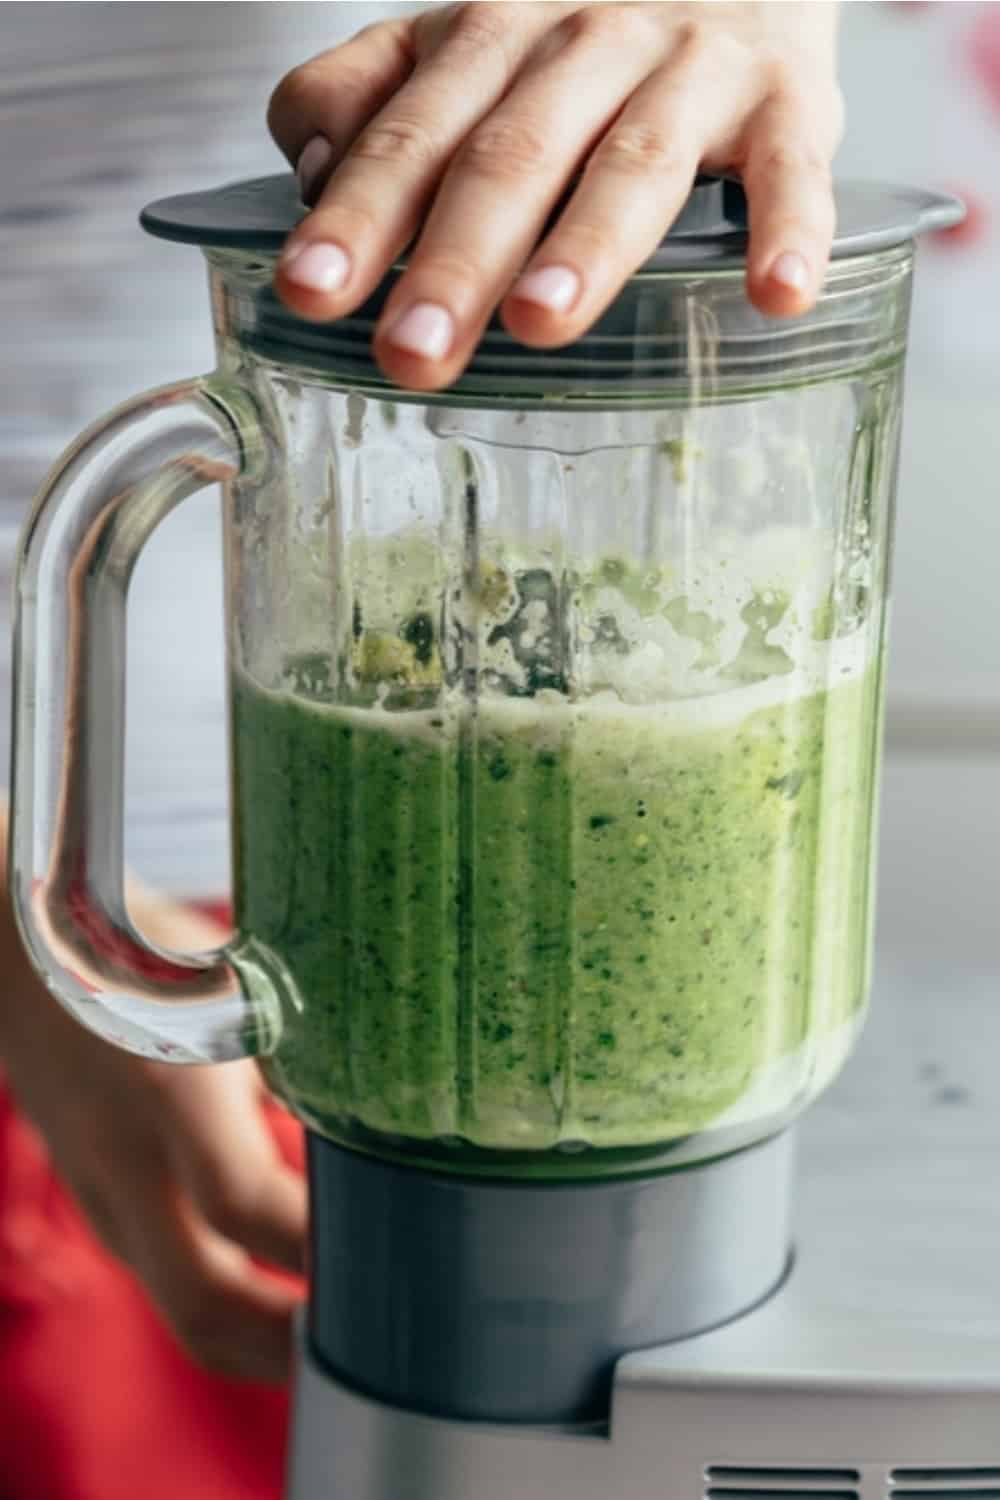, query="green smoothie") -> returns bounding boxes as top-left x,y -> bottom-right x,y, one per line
232,559 -> 882,1166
